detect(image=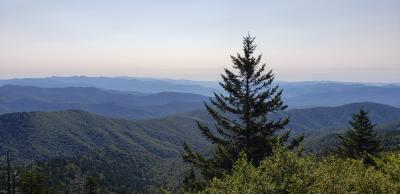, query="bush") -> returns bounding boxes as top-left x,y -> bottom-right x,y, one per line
311,157 -> 397,193
202,148 -> 400,194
